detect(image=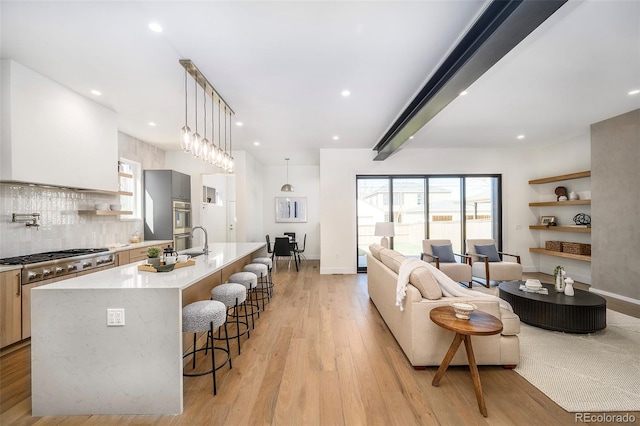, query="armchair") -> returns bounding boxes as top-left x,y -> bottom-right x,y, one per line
466,239 -> 522,288
421,239 -> 472,288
